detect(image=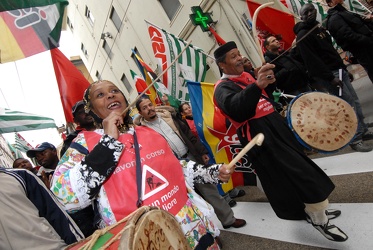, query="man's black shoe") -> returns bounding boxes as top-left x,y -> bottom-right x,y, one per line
313,221 -> 348,242
350,142 -> 373,152
228,188 -> 246,198
223,218 -> 247,229
228,199 -> 237,207
215,236 -> 223,248
362,131 -> 373,141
